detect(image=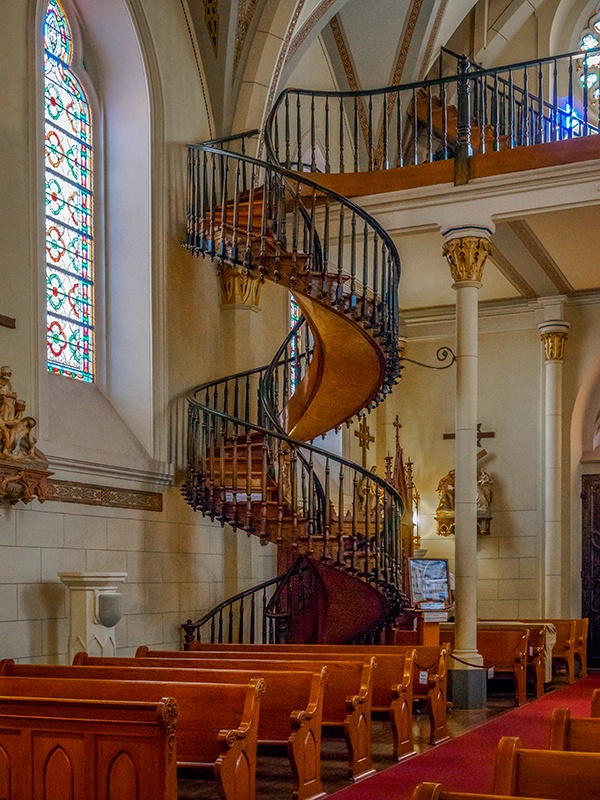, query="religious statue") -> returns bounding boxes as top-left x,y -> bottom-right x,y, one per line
435,467 -> 493,536
435,469 -> 455,515
0,365 -> 50,506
